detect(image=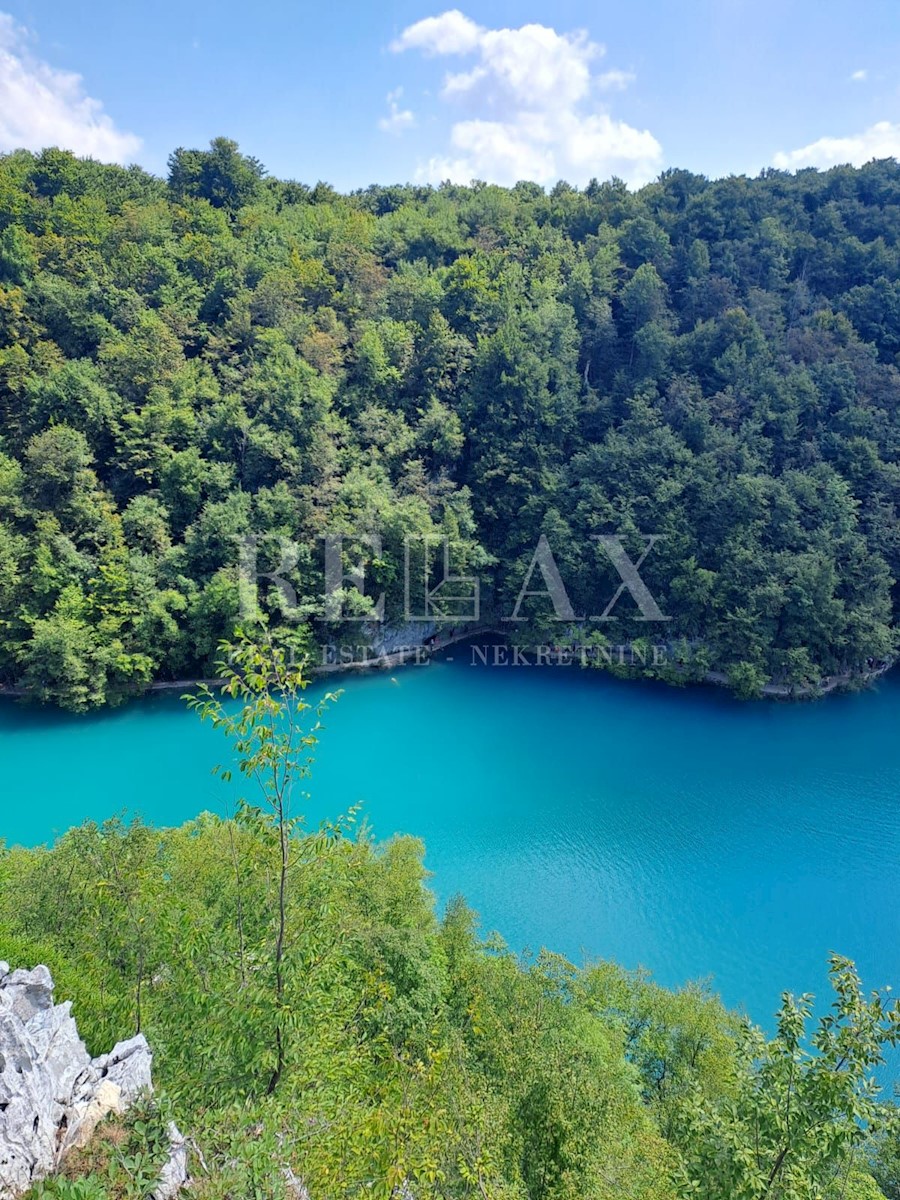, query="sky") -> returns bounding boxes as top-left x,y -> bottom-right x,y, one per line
1,0 -> 899,191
